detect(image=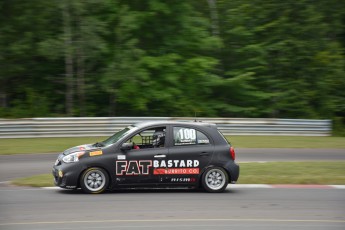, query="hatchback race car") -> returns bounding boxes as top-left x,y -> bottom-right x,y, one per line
52,121 -> 239,193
